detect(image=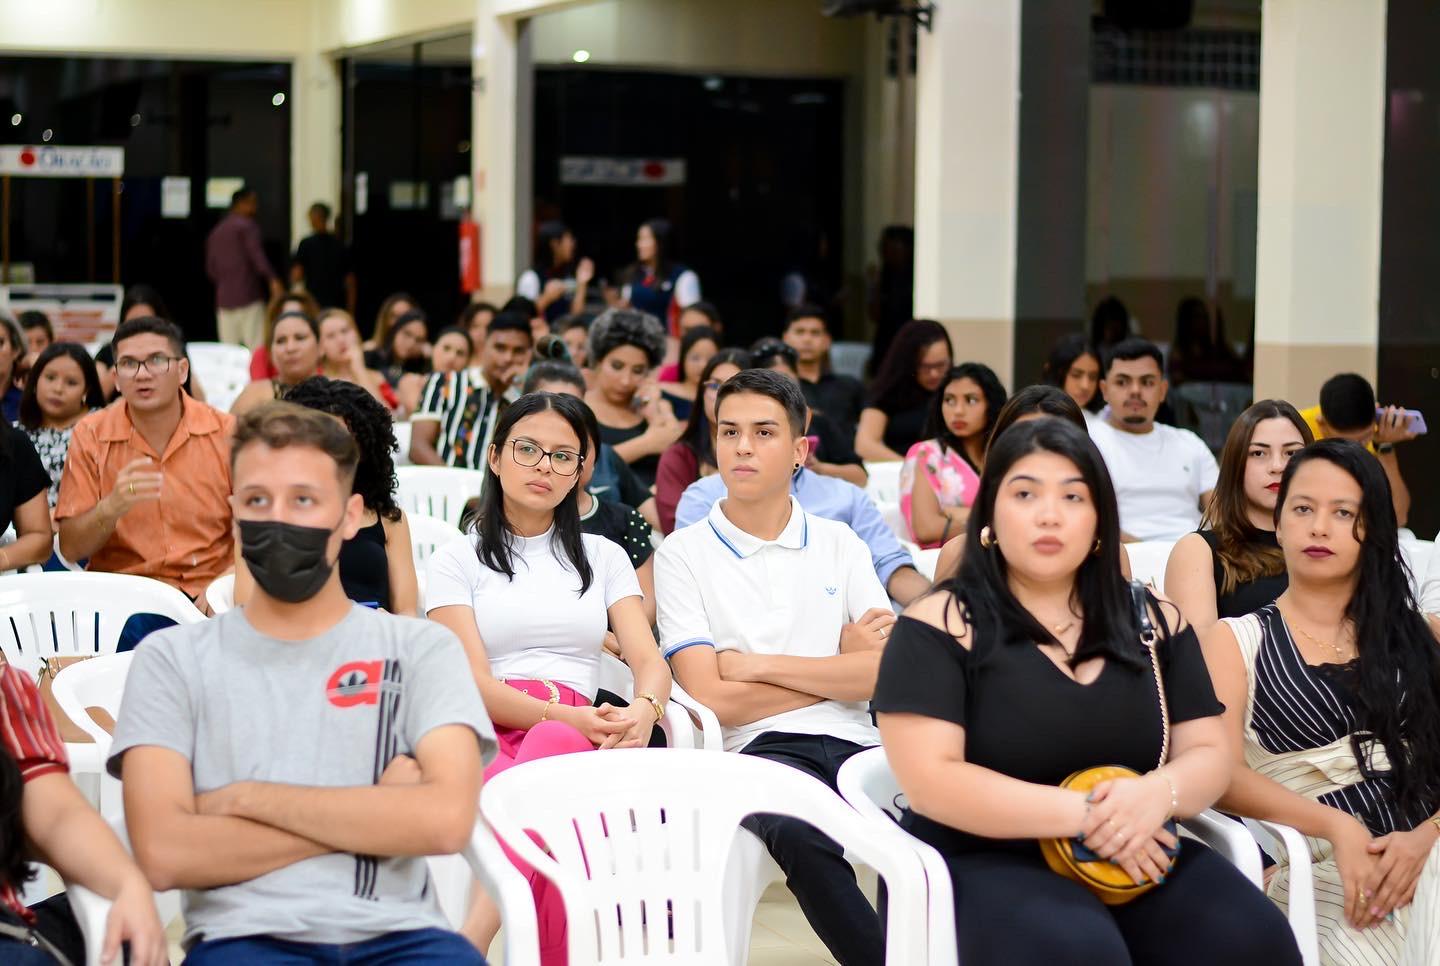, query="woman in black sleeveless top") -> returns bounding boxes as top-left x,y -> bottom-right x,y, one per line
874,419 -> 1299,966
277,377 -> 421,614
1166,400 -> 1312,630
